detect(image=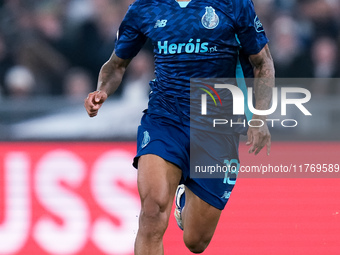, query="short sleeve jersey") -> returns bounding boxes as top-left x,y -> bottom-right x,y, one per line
115,0 -> 268,132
